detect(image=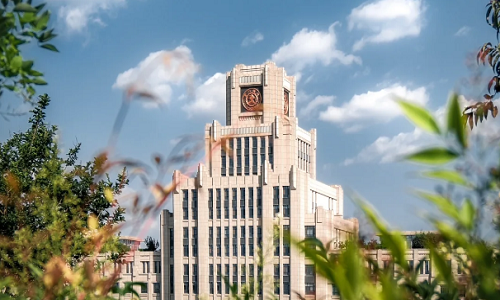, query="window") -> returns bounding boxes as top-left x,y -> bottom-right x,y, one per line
217,227 -> 221,257
257,226 -> 262,247
420,260 -> 430,274
233,226 -> 238,256
305,265 -> 316,295
273,186 -> 280,216
233,264 -> 238,288
305,226 -> 316,249
237,138 -> 242,175
183,227 -> 189,257
240,188 -> 246,219
274,264 -> 280,294
457,262 -> 463,275
225,264 -> 230,293
407,260 -> 414,270
248,188 -> 254,218
252,137 -> 258,175
221,147 -> 227,176
183,264 -> 189,294
208,189 -> 213,219
224,226 -> 230,257
141,283 -> 148,294
332,284 -> 340,296
169,228 -> 174,258
192,264 -> 198,294
241,226 -> 246,256
283,225 -> 290,256
153,282 -> 160,294
232,188 -> 237,219
258,265 -> 263,295
283,264 -> 290,295
216,189 -> 221,219
191,189 -> 198,220
257,187 -> 262,218
209,264 -> 214,294
260,137 -> 266,166
241,264 -> 246,286
224,188 -> 229,219
249,226 -> 254,256
217,264 -> 222,294
182,190 -> 188,220
154,261 -> 161,273
209,227 -> 213,257
192,227 -> 198,257
170,265 -> 174,294
283,186 -> 290,218
249,264 -> 255,292
274,225 -> 280,256
229,139 -> 234,176
125,262 -> 133,274
268,138 -> 274,167
244,137 -> 250,175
